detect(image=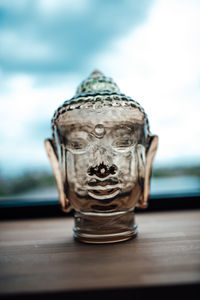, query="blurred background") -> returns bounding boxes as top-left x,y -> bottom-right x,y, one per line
0,0 -> 200,200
